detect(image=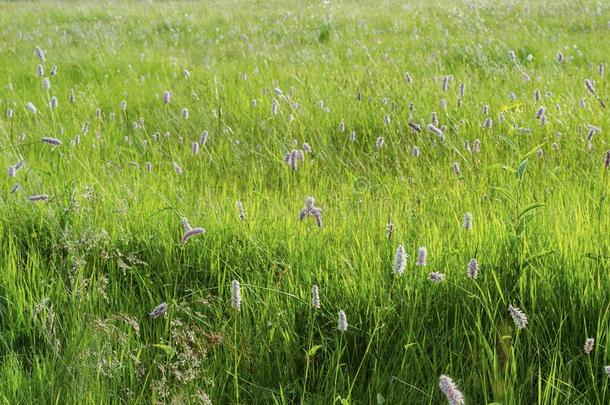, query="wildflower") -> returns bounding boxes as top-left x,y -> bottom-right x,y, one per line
49,96 -> 58,109
384,114 -> 391,126
181,108 -> 189,119
599,63 -> 605,77
535,106 -> 545,119
484,117 -> 493,128
584,338 -> 594,354
349,131 -> 356,142
69,89 -> 76,103
429,272 -> 445,282
508,50 -> 516,62
339,121 -> 345,132
7,108 -> 13,118
192,142 -> 200,155
311,285 -> 320,309
375,137 -> 385,148
337,310 -> 348,331
605,150 -> 610,169
180,218 -> 191,232
50,65 -> 58,76
467,258 -> 478,279
163,90 -> 172,104
11,183 -> 20,193
439,375 -> 465,405
183,69 -> 191,79
42,77 -> 51,90
393,245 -> 407,275
149,302 -> 167,319
482,104 -> 489,116
508,305 -> 528,329
416,247 -> 427,266
26,102 -> 37,114
404,72 -> 412,83
536,148 -> 544,158
412,146 -> 421,157
231,280 -> 241,310
604,366 -> 610,378
452,162 -> 461,176
181,227 -> 205,243
42,137 -> 62,146
459,83 -> 465,98
299,196 -> 322,227
535,90 -> 541,101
